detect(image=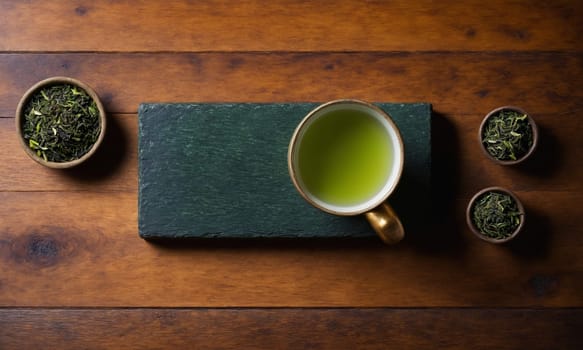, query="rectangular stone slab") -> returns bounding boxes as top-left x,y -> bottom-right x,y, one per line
138,103 -> 431,239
